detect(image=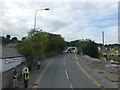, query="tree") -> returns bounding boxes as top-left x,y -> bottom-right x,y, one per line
5,35 -> 11,44
2,35 -> 11,45
6,35 -> 11,39
69,39 -> 99,58
69,40 -> 80,47
47,34 -> 66,52
2,36 -> 6,44
11,37 -> 18,43
18,29 -> 47,60
78,39 -> 99,58
22,37 -> 26,40
18,29 -> 66,62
